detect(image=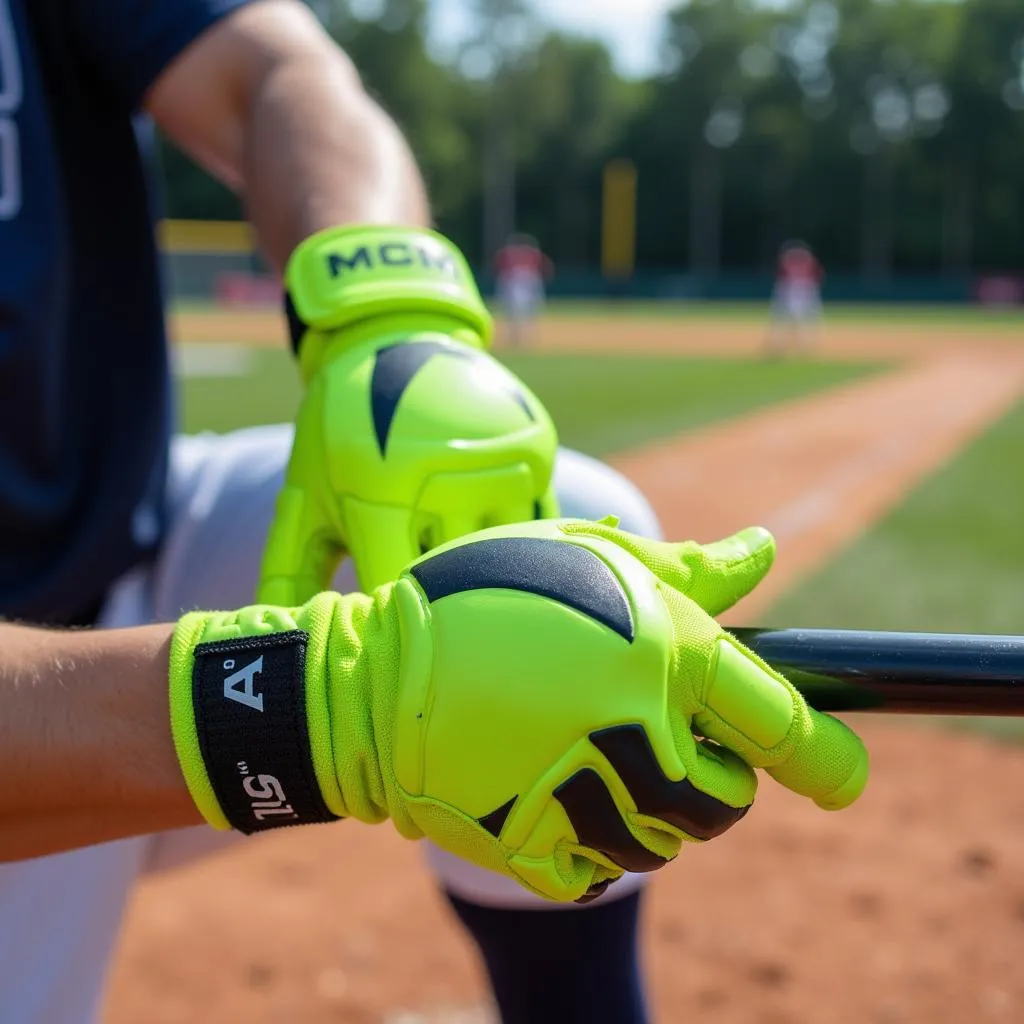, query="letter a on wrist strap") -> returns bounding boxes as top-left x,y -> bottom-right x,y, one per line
189,631 -> 340,834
